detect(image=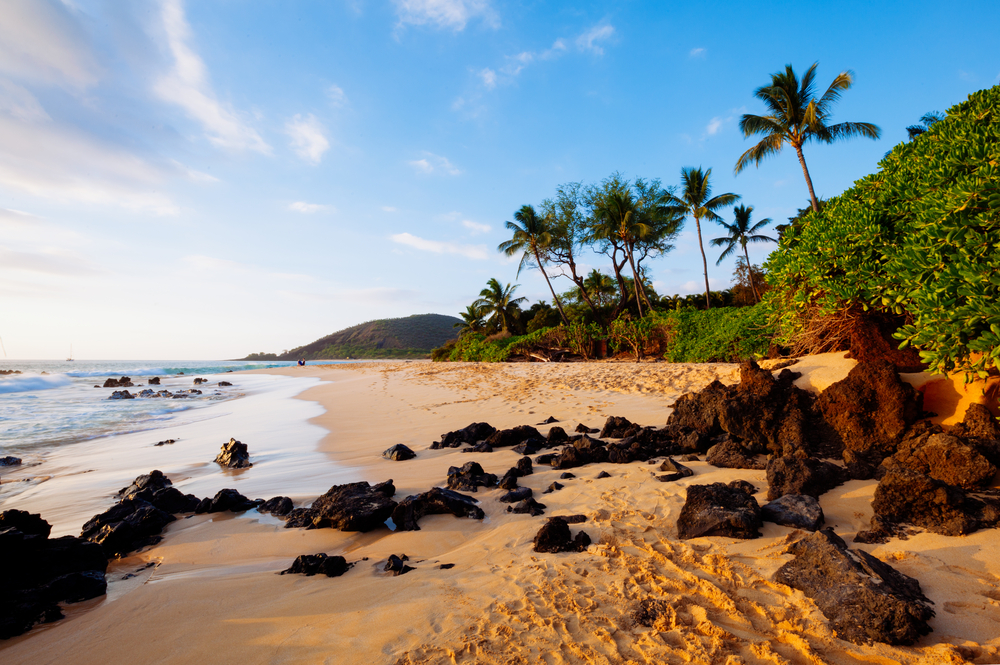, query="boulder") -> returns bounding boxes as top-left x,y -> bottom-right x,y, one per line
543,482 -> 563,494
574,423 -> 598,434
433,422 -> 497,449
0,456 -> 23,466
547,426 -> 569,444
950,403 -> 1000,464
259,496 -> 294,516
728,480 -> 757,494
552,437 -> 608,470
515,456 -> 533,476
596,470 -> 612,479
814,360 -> 923,478
461,441 -> 493,454
103,376 -> 133,388
774,529 -> 934,645
390,488 -> 484,531
445,461 -> 497,492
668,363 -> 816,457
382,444 -> 416,461
511,440 -> 542,455
218,381 -> 233,387
499,487 -> 533,503
559,472 -> 576,480
118,470 -> 172,501
147,377 -> 160,385
0,511 -> 108,639
884,426 -> 996,489
507,498 -> 547,516
765,457 -> 850,501
676,483 -> 762,540
706,434 -> 766,470
146,487 -> 201,514
761,494 -> 824,531
280,553 -> 349,577
108,390 -> 134,400
656,457 -> 694,483
497,470 -> 519,490
194,489 -> 258,514
485,425 -> 544,449
80,499 -> 175,557
215,438 -> 252,469
867,467 -> 978,536
385,554 -> 414,576
532,516 -> 590,553
599,415 -> 636,438
289,480 -> 398,531
193,378 -> 207,385
534,453 -> 557,466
